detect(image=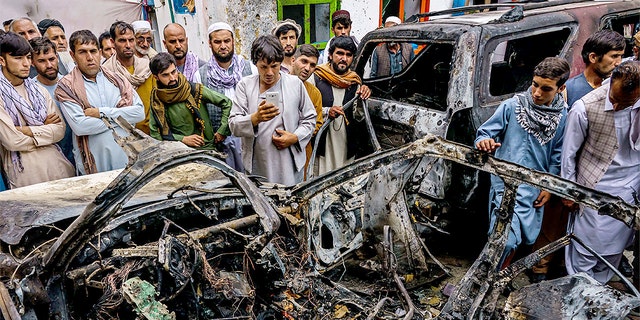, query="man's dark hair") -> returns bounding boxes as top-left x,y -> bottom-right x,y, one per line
275,24 -> 299,39
29,36 -> 57,55
109,21 -> 134,40
69,30 -> 98,53
98,31 -> 111,49
0,32 -> 32,57
294,44 -> 319,59
37,18 -> 64,35
150,52 -> 177,75
581,30 -> 625,65
533,57 -> 570,87
611,61 -> 640,92
251,35 -> 284,65
328,35 -> 357,55
2,20 -> 13,28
